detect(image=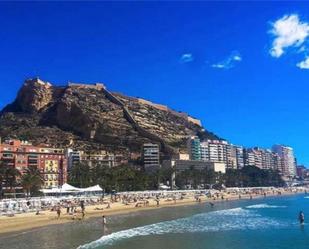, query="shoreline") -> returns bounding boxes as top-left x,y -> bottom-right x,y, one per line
0,189 -> 305,236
